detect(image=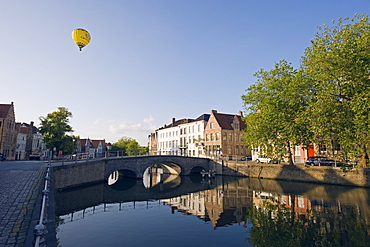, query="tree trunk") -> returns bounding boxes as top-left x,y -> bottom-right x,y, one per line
358,145 -> 369,168
287,141 -> 294,165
